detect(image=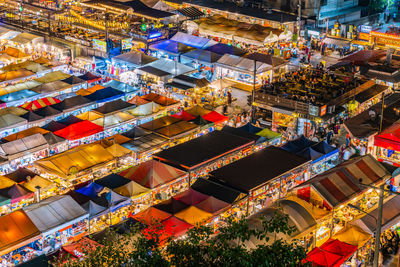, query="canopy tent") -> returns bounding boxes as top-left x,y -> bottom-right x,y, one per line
281,135 -> 317,153
0,133 -> 48,160
374,122 -> 400,151
333,225 -> 371,247
79,72 -> 101,83
146,58 -> 195,76
154,198 -> 189,214
0,107 -> 27,117
113,180 -> 151,198
85,87 -> 125,103
76,88 -> 93,96
121,133 -> 168,155
149,40 -> 195,56
34,144 -> 115,179
144,216 -> 192,242
0,176 -> 16,190
221,125 -> 264,143
58,115 -> 84,126
255,128 -> 281,141
123,127 -> 149,139
43,120 -> 66,132
0,113 -> 26,129
51,95 -> 93,112
1,80 -> 41,96
119,159 -> 187,189
93,99 -> 134,115
43,132 -> 66,147
105,190 -> 130,210
10,32 -> 42,45
0,184 -> 33,204
101,134 -> 131,145
181,49 -> 221,65
0,47 -> 29,58
155,121 -> 199,139
54,120 -> 103,140
322,37 -> 350,47
20,111 -> 44,122
154,130 -> 254,171
0,210 -> 40,256
186,105 -> 211,117
81,200 -> 109,219
170,32 -> 216,49
105,143 -> 132,158
62,237 -> 101,258
127,101 -> 162,116
33,106 -> 62,117
296,147 -> 325,161
31,80 -> 71,94
0,69 -> 35,82
20,97 -> 61,111
76,111 -> 104,122
195,196 -> 231,215
75,183 -> 104,198
93,112 -> 135,128
22,175 -> 56,192
171,110 -> 196,121
112,51 -> 157,67
34,71 -> 71,83
23,195 -> 88,236
5,168 -> 38,184
173,188 -> 209,205
141,93 -> 179,106
3,126 -> 49,142
295,155 -> 390,209
128,95 -> 149,106
0,90 -> 38,104
61,75 -> 85,85
94,173 -> 130,189
0,29 -> 20,40
175,206 -> 212,225
88,84 -> 105,94
216,54 -> 272,75
133,206 -> 171,225
205,43 -> 246,56
103,80 -> 138,93
139,116 -> 181,131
